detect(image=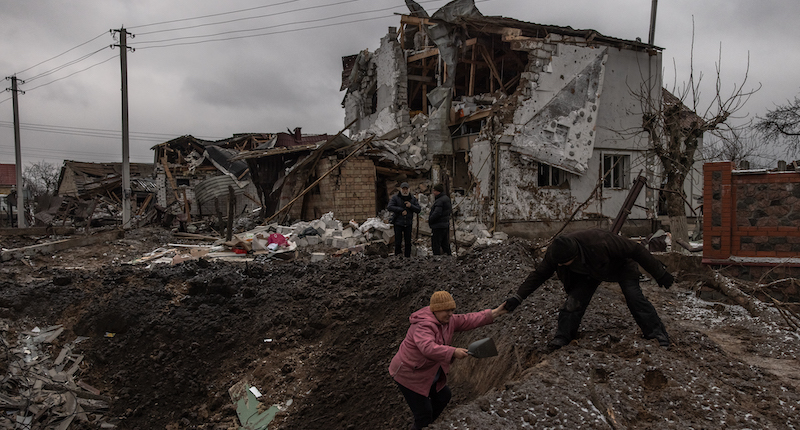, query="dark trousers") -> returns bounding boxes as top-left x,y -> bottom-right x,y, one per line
431,228 -> 451,255
394,224 -> 413,257
397,381 -> 452,429
555,273 -> 667,341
